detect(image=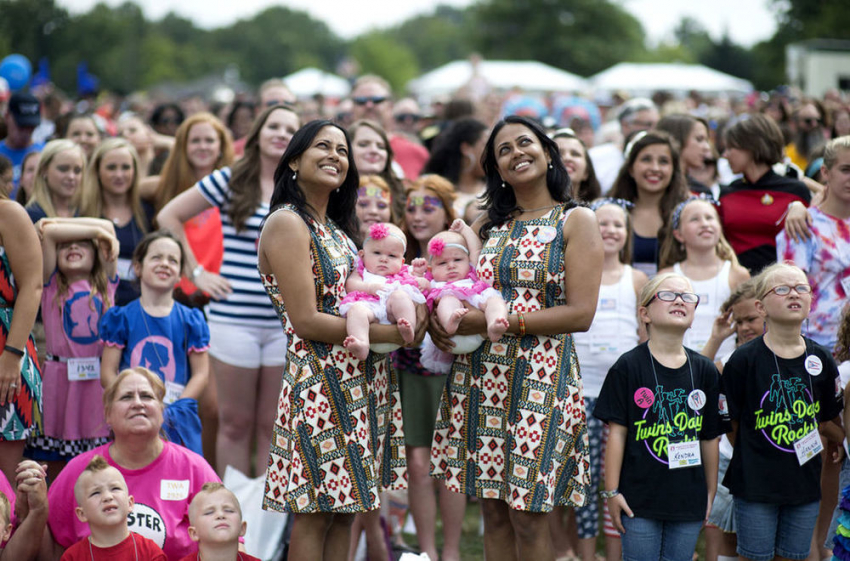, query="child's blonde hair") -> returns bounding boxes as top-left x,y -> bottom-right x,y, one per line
658,198 -> 738,270
54,236 -> 113,311
188,482 -> 242,522
28,139 -> 85,218
638,272 -> 694,333
591,199 -> 634,265
73,455 -> 117,504
752,262 -> 807,301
